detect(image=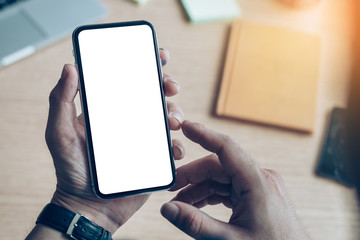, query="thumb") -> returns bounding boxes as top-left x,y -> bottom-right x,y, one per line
46,64 -> 79,143
161,201 -> 229,240
50,64 -> 78,104
47,64 -> 78,124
